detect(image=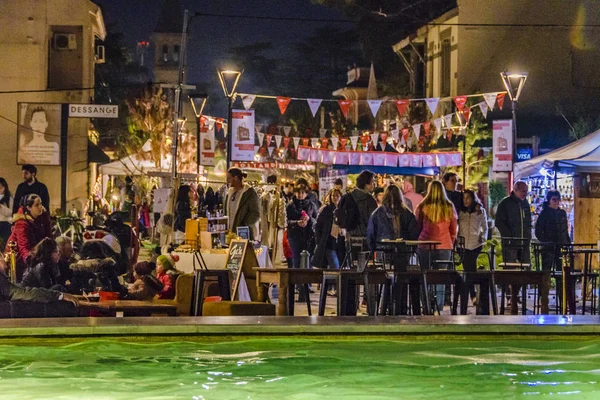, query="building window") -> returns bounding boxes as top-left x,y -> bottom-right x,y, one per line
440,39 -> 451,97
173,45 -> 180,62
162,45 -> 169,63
